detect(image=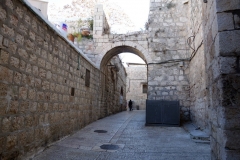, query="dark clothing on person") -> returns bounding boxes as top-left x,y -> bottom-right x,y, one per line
128,100 -> 133,111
